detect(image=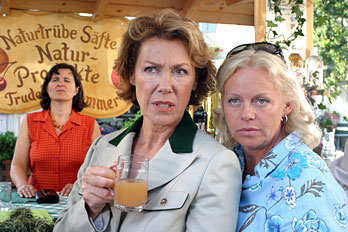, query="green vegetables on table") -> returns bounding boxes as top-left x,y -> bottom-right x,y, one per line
0,208 -> 54,232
